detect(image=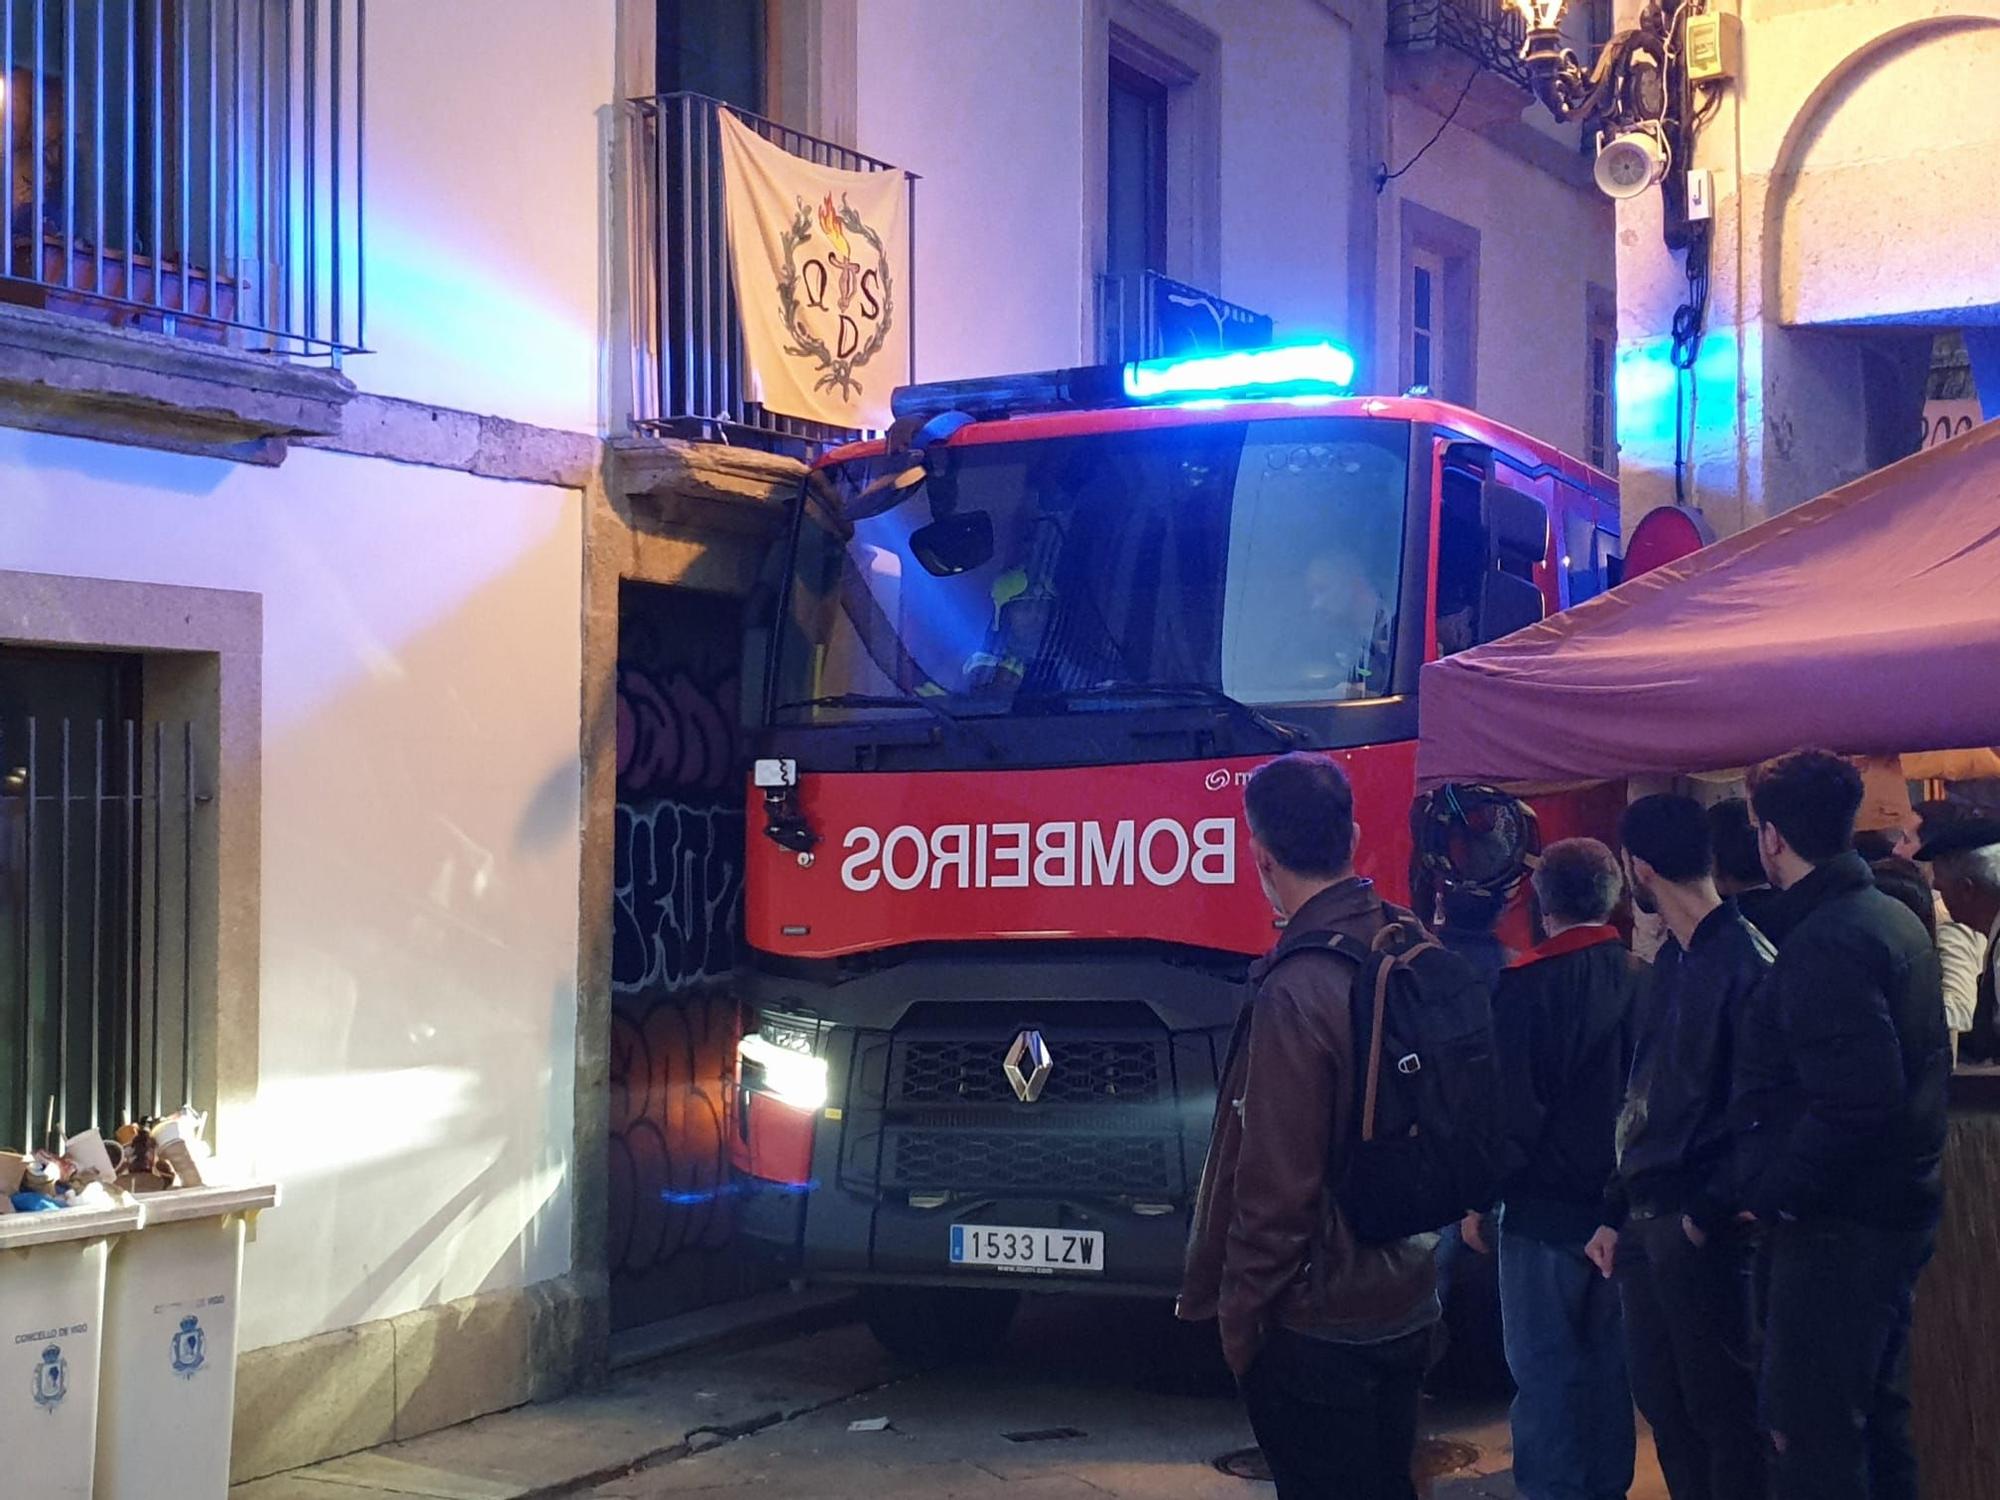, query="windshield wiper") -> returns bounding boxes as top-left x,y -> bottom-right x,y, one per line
771,693 -> 998,758
1023,683 -> 1308,748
